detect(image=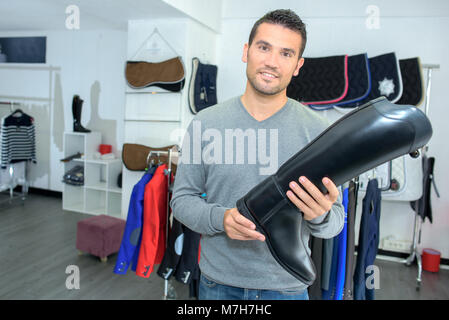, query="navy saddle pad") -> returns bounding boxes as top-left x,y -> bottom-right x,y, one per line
188,57 -> 218,114
396,57 -> 424,106
353,52 -> 403,106
287,55 -> 348,105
